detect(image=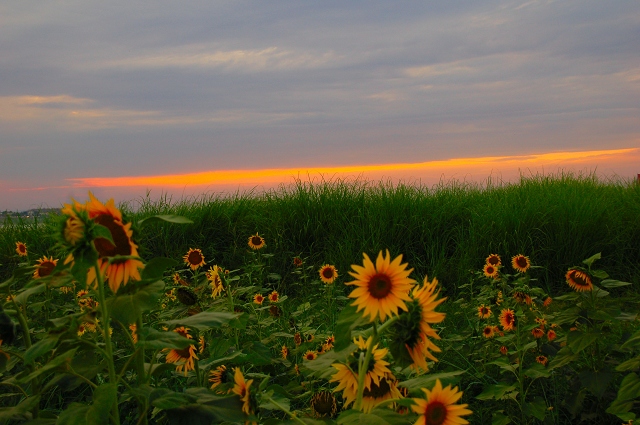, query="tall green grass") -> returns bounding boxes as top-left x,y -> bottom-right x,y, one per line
2,172 -> 639,298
